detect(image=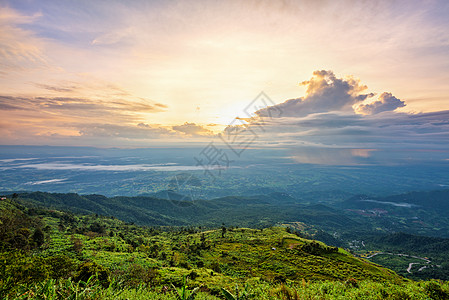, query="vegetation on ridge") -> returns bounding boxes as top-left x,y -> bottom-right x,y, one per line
1,196 -> 449,299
